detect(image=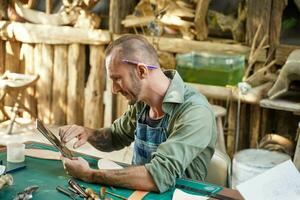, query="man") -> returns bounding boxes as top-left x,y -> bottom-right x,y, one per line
59,34 -> 217,193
